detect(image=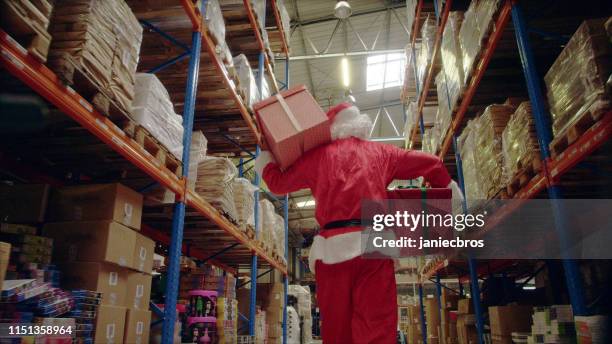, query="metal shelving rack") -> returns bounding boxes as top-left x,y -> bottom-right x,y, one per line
401,1 -> 612,343
0,0 -> 291,343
